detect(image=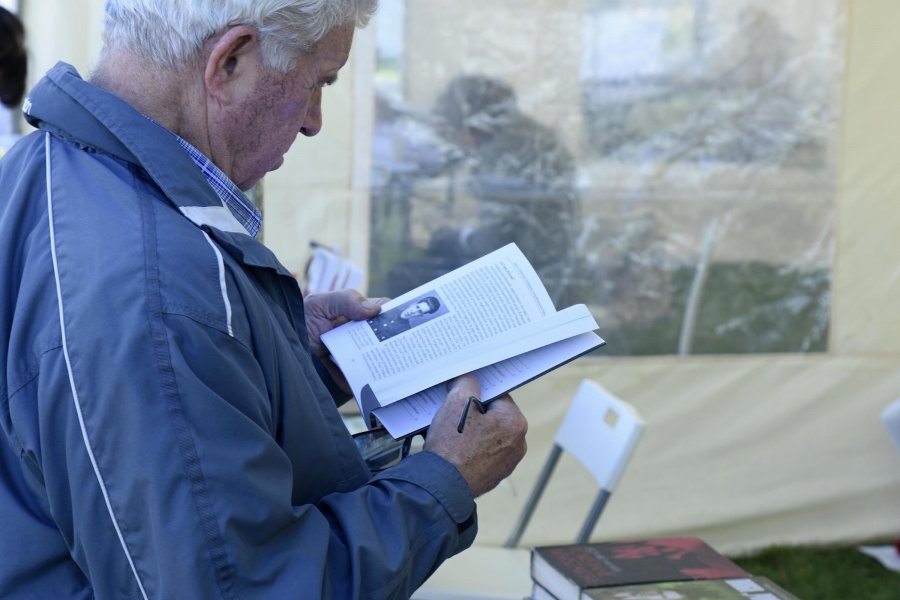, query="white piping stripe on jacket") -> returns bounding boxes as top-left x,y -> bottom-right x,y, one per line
44,133 -> 151,600
202,231 -> 235,337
